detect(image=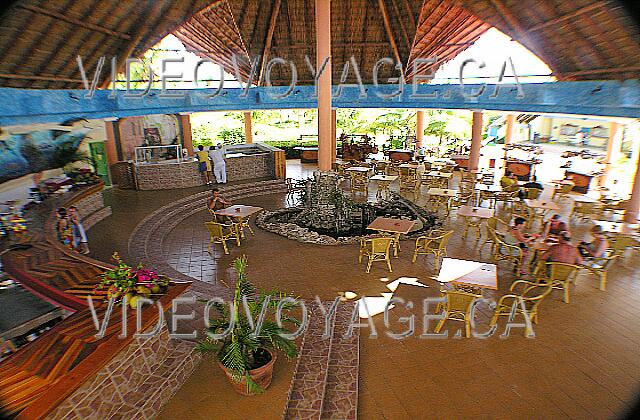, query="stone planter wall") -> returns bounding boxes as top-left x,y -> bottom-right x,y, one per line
47,325 -> 201,419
